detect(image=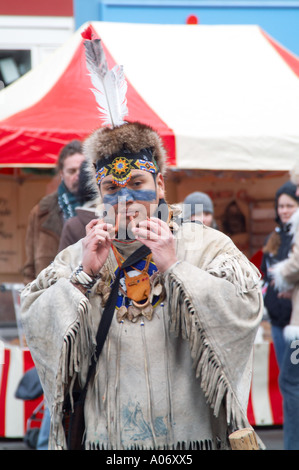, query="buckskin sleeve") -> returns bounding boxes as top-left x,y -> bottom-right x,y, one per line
21,242 -> 96,448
